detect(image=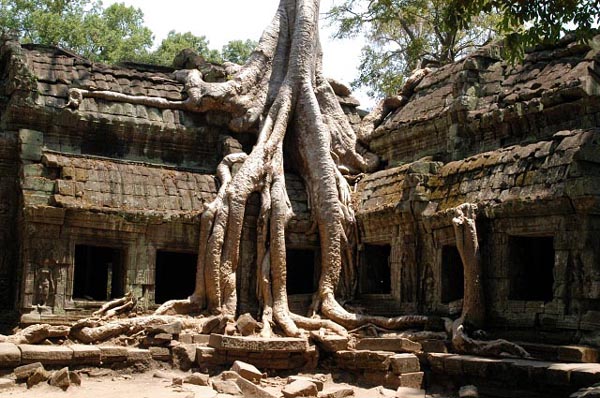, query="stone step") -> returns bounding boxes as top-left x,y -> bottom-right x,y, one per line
517,342 -> 599,363
427,353 -> 600,395
355,338 -> 422,353
208,334 -> 309,352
